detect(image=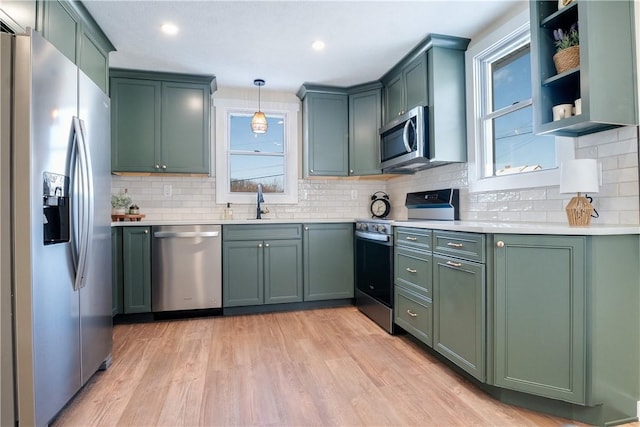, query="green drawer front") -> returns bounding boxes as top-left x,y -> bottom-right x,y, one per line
433,231 -> 485,263
395,247 -> 432,298
395,287 -> 432,347
395,227 -> 432,250
223,224 -> 302,241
